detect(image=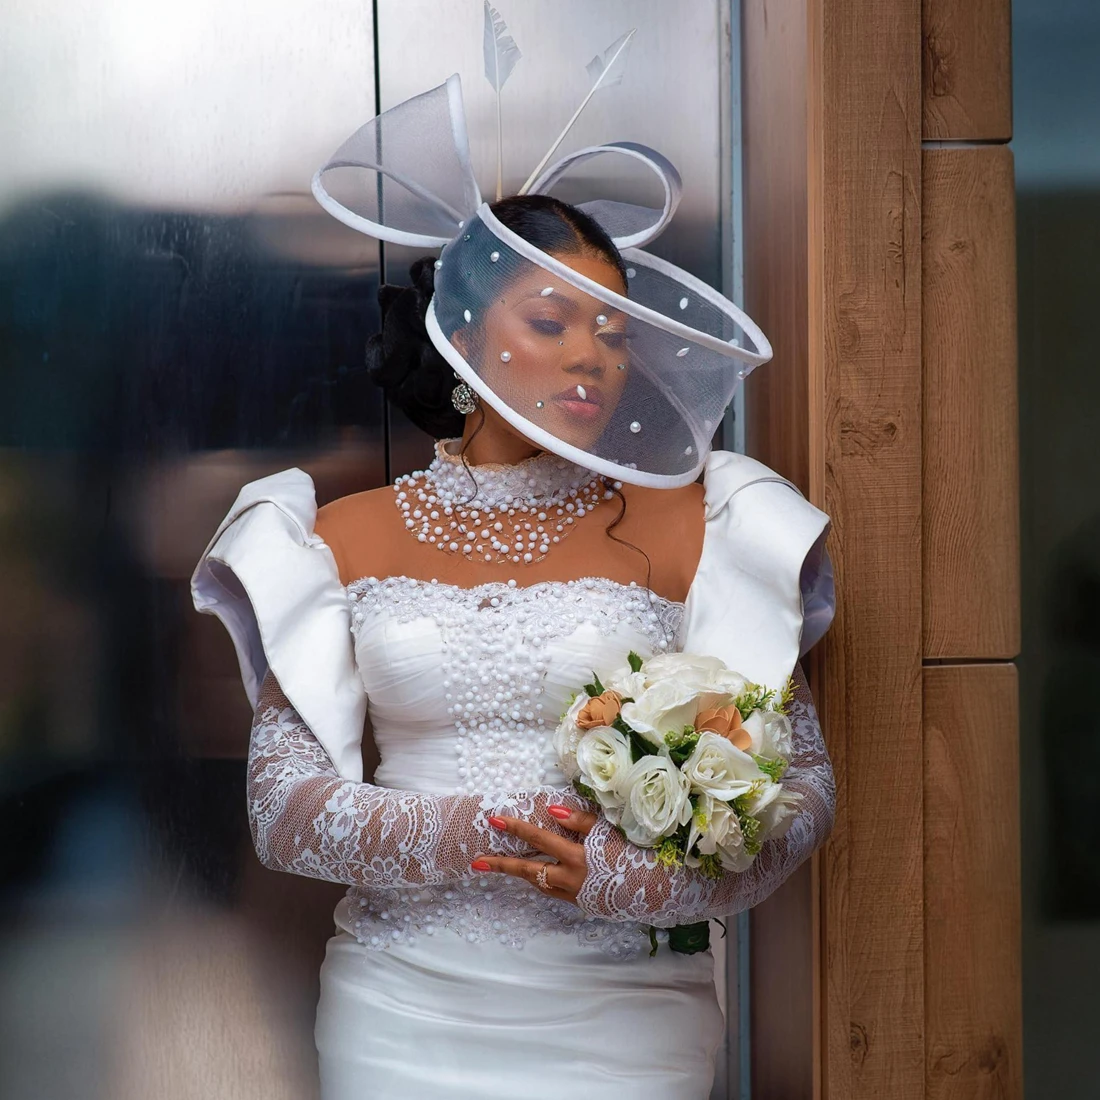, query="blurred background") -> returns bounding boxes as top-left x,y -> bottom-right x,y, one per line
1014,0 -> 1100,1094
0,3 -> 745,1098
